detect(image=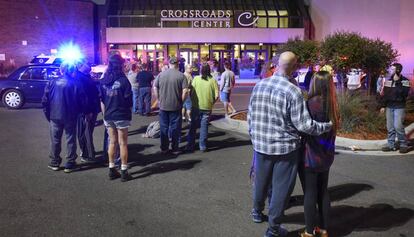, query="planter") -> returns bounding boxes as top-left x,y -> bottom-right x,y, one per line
210,111 -> 414,151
